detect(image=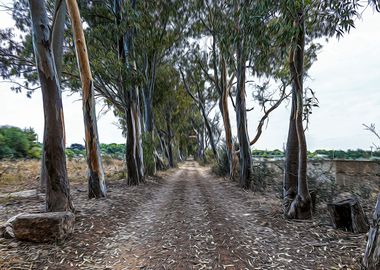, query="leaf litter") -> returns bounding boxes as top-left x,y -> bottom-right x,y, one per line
0,161 -> 374,269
